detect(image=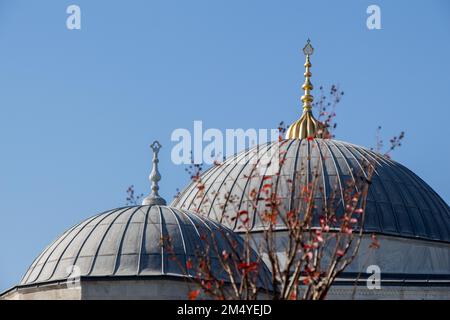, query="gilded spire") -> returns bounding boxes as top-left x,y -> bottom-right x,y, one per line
142,141 -> 167,206
286,39 -> 328,140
